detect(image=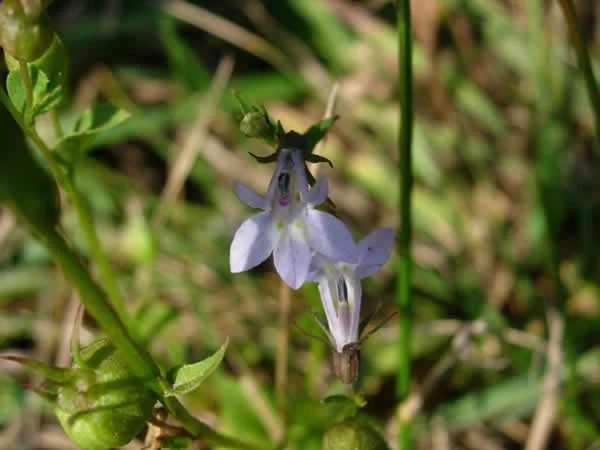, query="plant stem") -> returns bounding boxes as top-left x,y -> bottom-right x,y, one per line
19,61 -> 34,125
275,280 -> 291,424
557,0 -> 600,146
395,0 -> 414,449
63,178 -> 128,322
42,229 -> 158,378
